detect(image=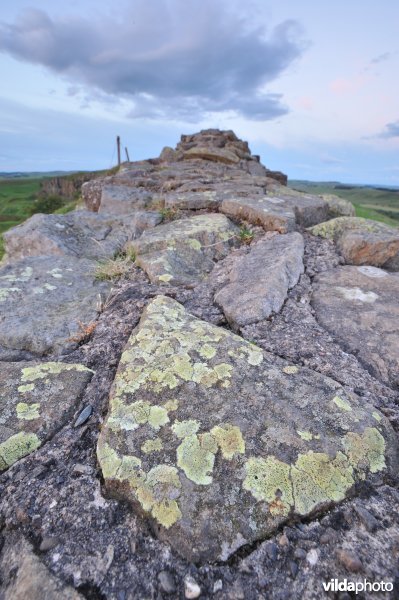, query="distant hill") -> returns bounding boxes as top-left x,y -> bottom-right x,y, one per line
0,171 -> 78,180
289,179 -> 399,227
